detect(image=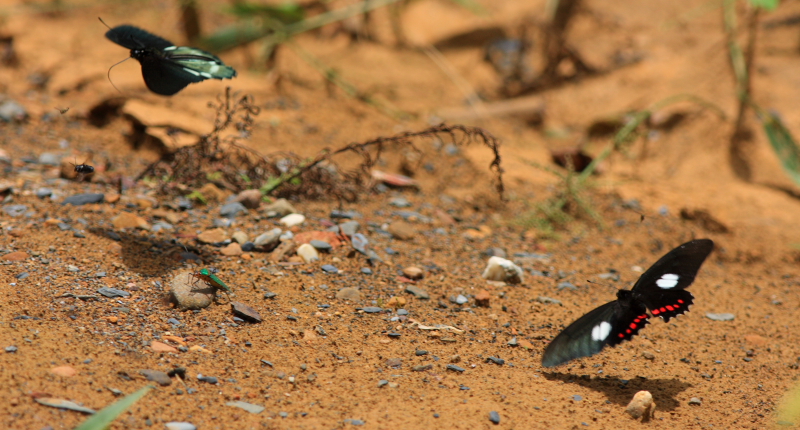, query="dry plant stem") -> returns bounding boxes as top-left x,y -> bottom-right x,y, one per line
180,0 -> 201,42
263,124 -> 505,200
724,0 -> 759,181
